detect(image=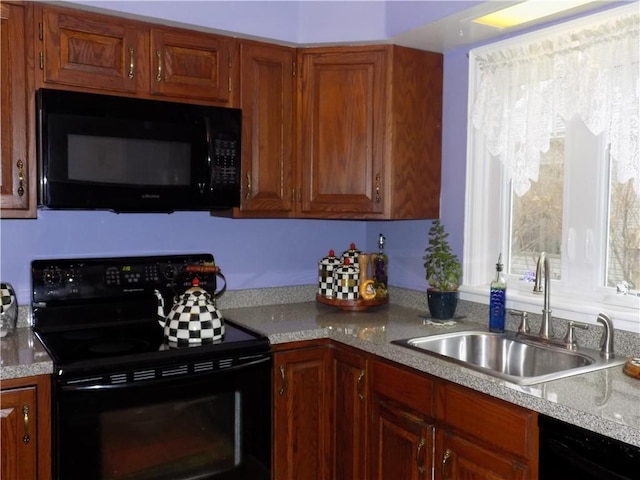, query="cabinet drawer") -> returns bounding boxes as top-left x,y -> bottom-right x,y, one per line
372,359 -> 434,416
439,384 -> 537,458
